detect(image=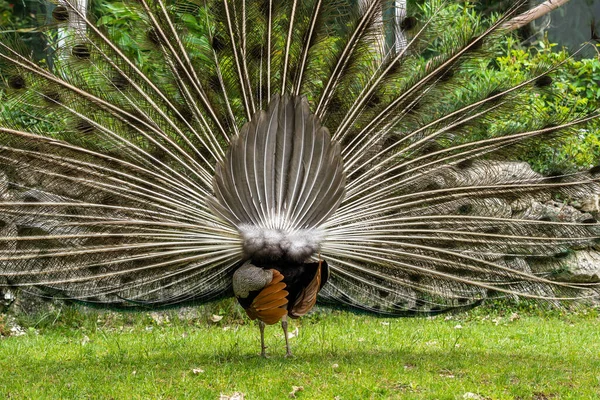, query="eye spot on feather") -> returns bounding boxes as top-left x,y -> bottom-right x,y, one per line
535,75 -> 553,88
419,142 -> 442,156
75,120 -> 95,135
581,217 -> 597,224
400,16 -> 417,31
553,251 -> 570,259
411,224 -> 429,230
62,206 -> 80,218
259,83 -> 268,98
406,100 -> 421,115
288,64 -> 299,83
258,0 -> 270,17
328,96 -> 344,113
386,59 -> 402,75
487,89 -> 504,104
174,63 -> 187,80
423,182 -> 441,191
381,135 -> 399,151
175,105 -> 193,124
435,65 -> 455,82
456,159 -> 473,169
87,265 -> 102,275
457,203 -> 472,215
438,240 -> 457,249
207,74 -> 222,90
483,226 -> 501,234
589,165 -> 600,175
150,146 -> 168,161
147,28 -> 162,46
52,5 -> 69,22
8,75 -> 26,89
72,44 -> 91,60
366,93 -> 381,108
545,171 -> 565,183
17,226 -> 47,237
248,44 -> 263,61
123,110 -> 147,130
42,90 -> 61,104
110,74 -> 129,90
211,35 -> 226,52
99,193 -> 121,206
467,36 -> 484,51
392,300 -> 409,309
488,58 -> 501,71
